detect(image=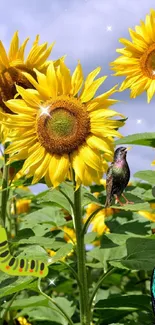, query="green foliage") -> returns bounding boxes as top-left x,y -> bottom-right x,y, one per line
1,165 -> 155,324
115,132 -> 155,147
